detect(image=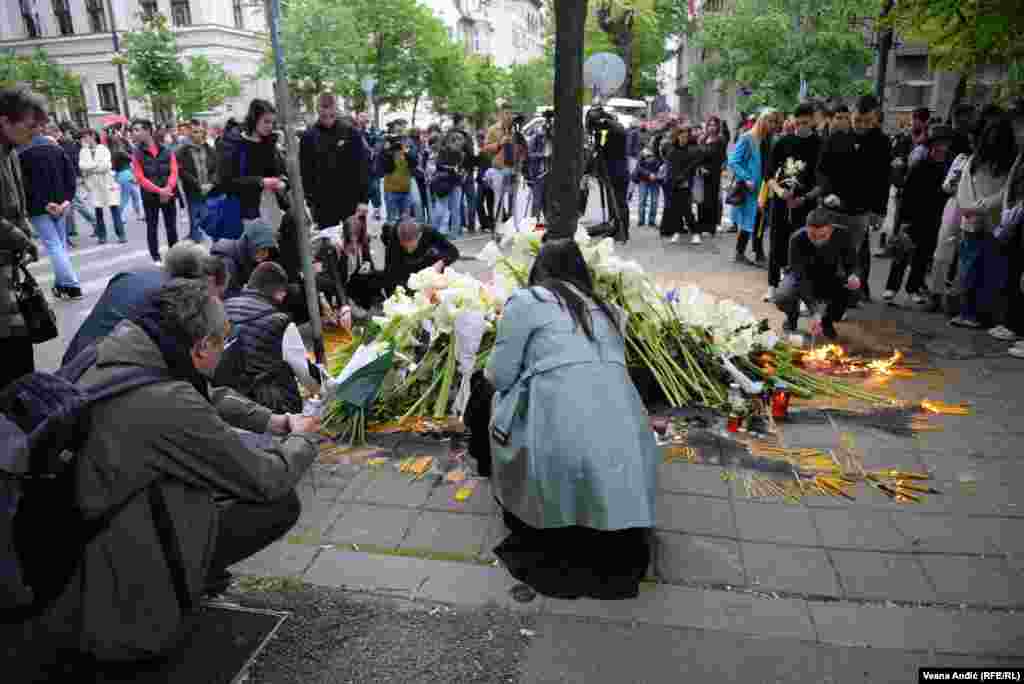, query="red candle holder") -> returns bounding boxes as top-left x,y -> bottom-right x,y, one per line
727,414 -> 742,433
771,389 -> 791,419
